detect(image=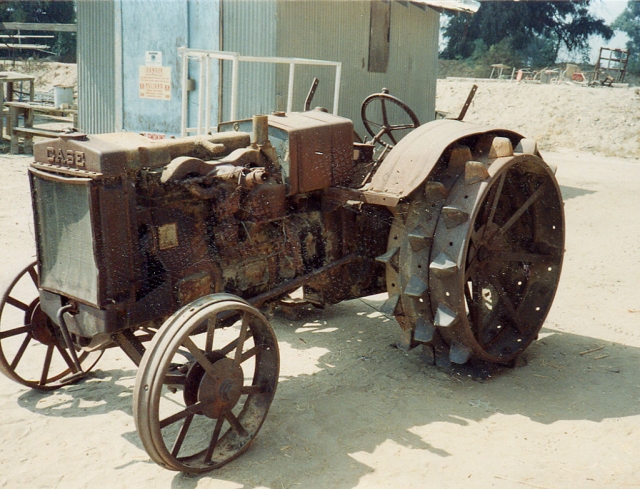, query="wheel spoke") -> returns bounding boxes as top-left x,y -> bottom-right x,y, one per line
473,277 -> 485,340
55,343 -> 77,372
465,239 -> 480,280
491,251 -> 550,263
0,324 -> 33,340
183,337 -> 218,379
240,384 -> 265,395
487,276 -> 527,335
5,296 -> 30,312
205,316 -> 216,354
171,413 -> 194,457
388,123 -> 416,131
225,410 -> 248,437
204,415 -> 226,462
163,373 -> 186,386
240,345 -> 258,364
10,334 -> 31,369
219,330 -> 254,357
464,281 -> 476,326
160,398 -> 210,429
494,186 -> 545,240
233,313 -> 250,365
39,344 -> 54,386
380,99 -> 389,128
481,173 -> 506,232
27,266 -> 38,286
